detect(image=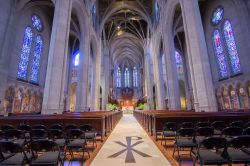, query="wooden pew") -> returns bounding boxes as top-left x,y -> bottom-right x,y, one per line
134,110 -> 250,140
0,111 -> 123,141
